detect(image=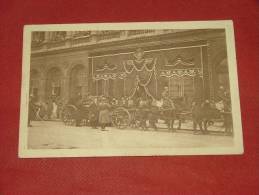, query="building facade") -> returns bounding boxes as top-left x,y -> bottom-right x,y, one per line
30,29 -> 229,105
